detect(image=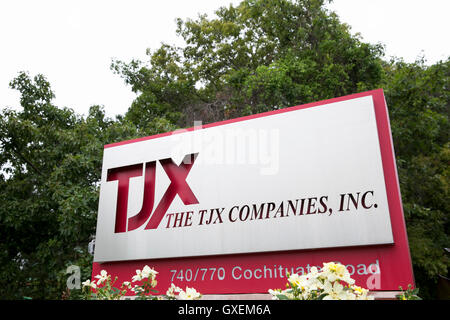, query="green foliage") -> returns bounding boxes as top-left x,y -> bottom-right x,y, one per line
1,0 -> 448,299
113,0 -> 383,127
0,72 -> 175,299
383,57 -> 449,299
396,284 -> 422,300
